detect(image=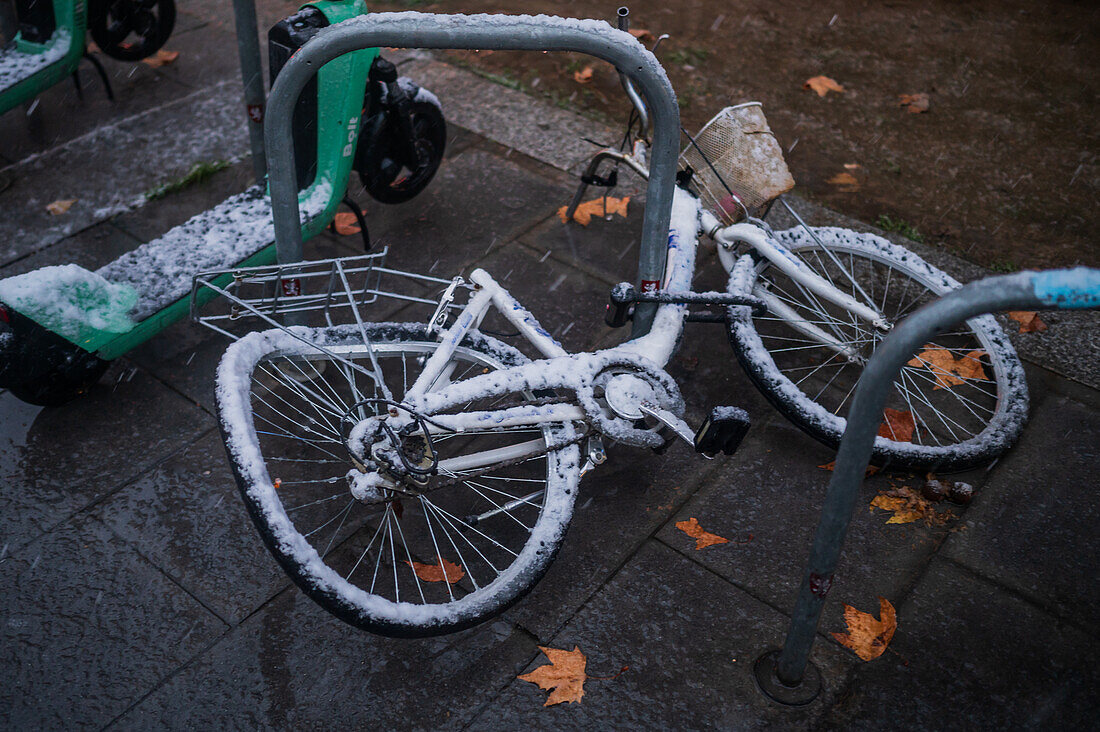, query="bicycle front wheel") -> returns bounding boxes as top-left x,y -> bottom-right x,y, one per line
726,227 -> 1028,471
217,323 -> 580,637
